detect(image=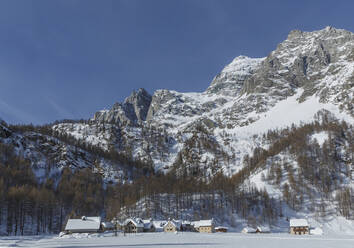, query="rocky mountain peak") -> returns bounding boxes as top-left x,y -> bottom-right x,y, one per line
93,88 -> 152,125
206,56 -> 265,96
241,27 -> 354,107
123,88 -> 152,122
